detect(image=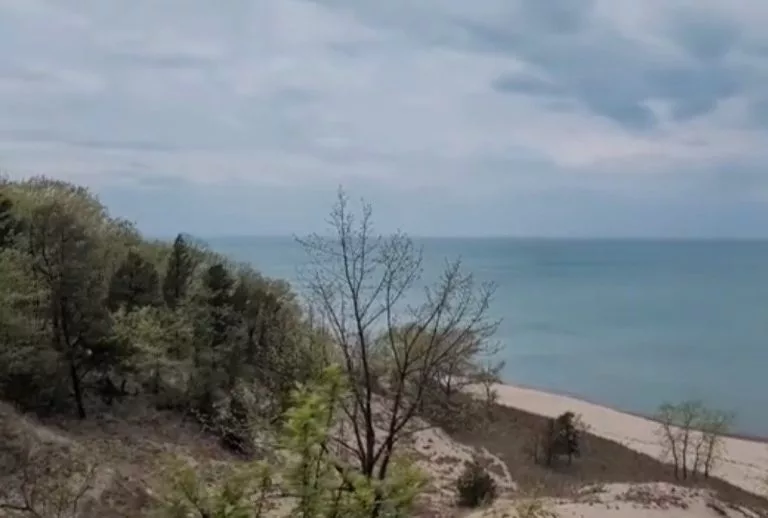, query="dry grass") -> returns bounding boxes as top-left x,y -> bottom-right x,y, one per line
0,399 -> 249,518
3,394 -> 768,518
448,399 -> 768,514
